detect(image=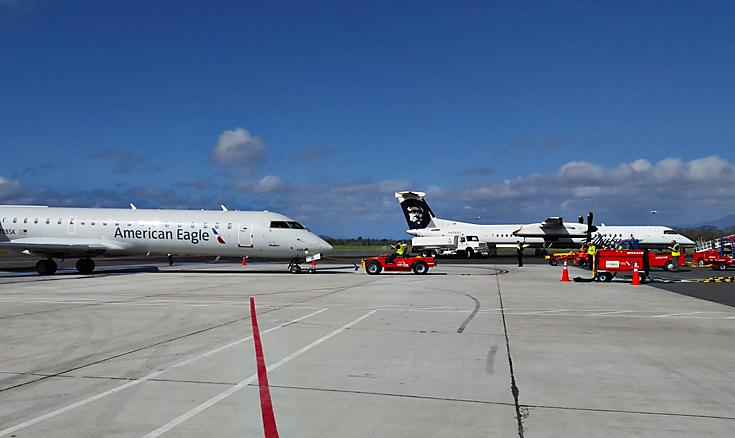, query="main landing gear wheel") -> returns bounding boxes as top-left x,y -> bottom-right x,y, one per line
36,259 -> 58,276
465,248 -> 474,259
549,259 -> 558,266
289,264 -> 302,274
76,258 -> 95,275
